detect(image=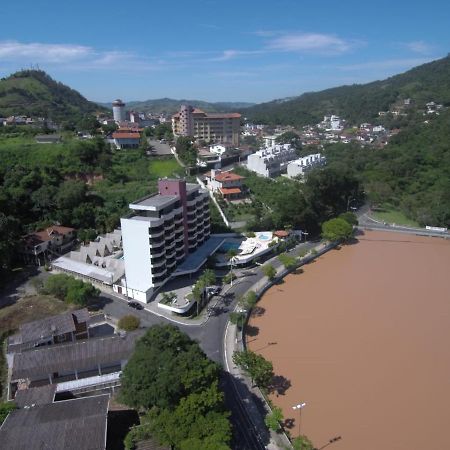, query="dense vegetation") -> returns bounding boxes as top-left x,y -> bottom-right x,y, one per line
121,325 -> 232,450
117,97 -> 254,115
41,273 -> 100,305
322,109 -> 450,227
233,165 -> 363,234
0,70 -> 105,123
242,55 -> 450,126
0,127 -> 184,279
